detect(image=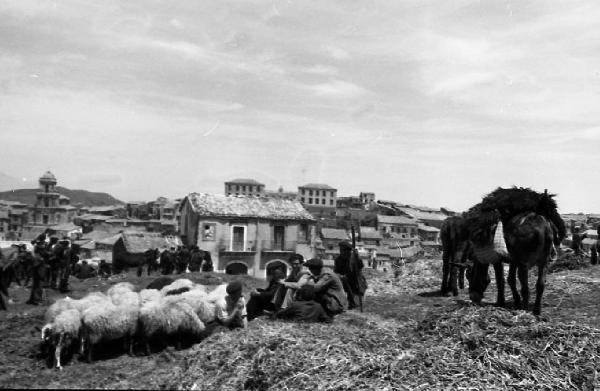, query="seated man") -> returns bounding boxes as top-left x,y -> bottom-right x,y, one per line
76,260 -> 97,280
246,269 -> 285,321
275,284 -> 332,323
216,281 -> 247,329
305,258 -> 348,316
